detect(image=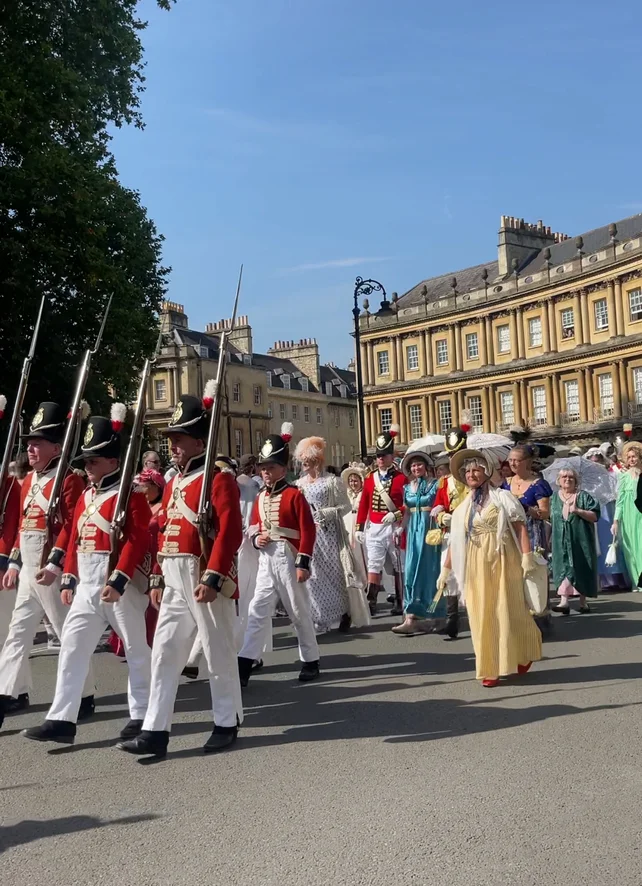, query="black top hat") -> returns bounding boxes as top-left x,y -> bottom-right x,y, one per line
258,423 -> 293,466
23,402 -> 66,444
162,394 -> 211,439
76,415 -> 122,461
375,424 -> 400,457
